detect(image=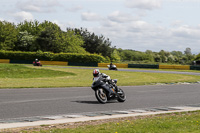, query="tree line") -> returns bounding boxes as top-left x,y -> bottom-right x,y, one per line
0,20 -> 198,64
0,20 -> 86,53
117,48 -> 195,65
